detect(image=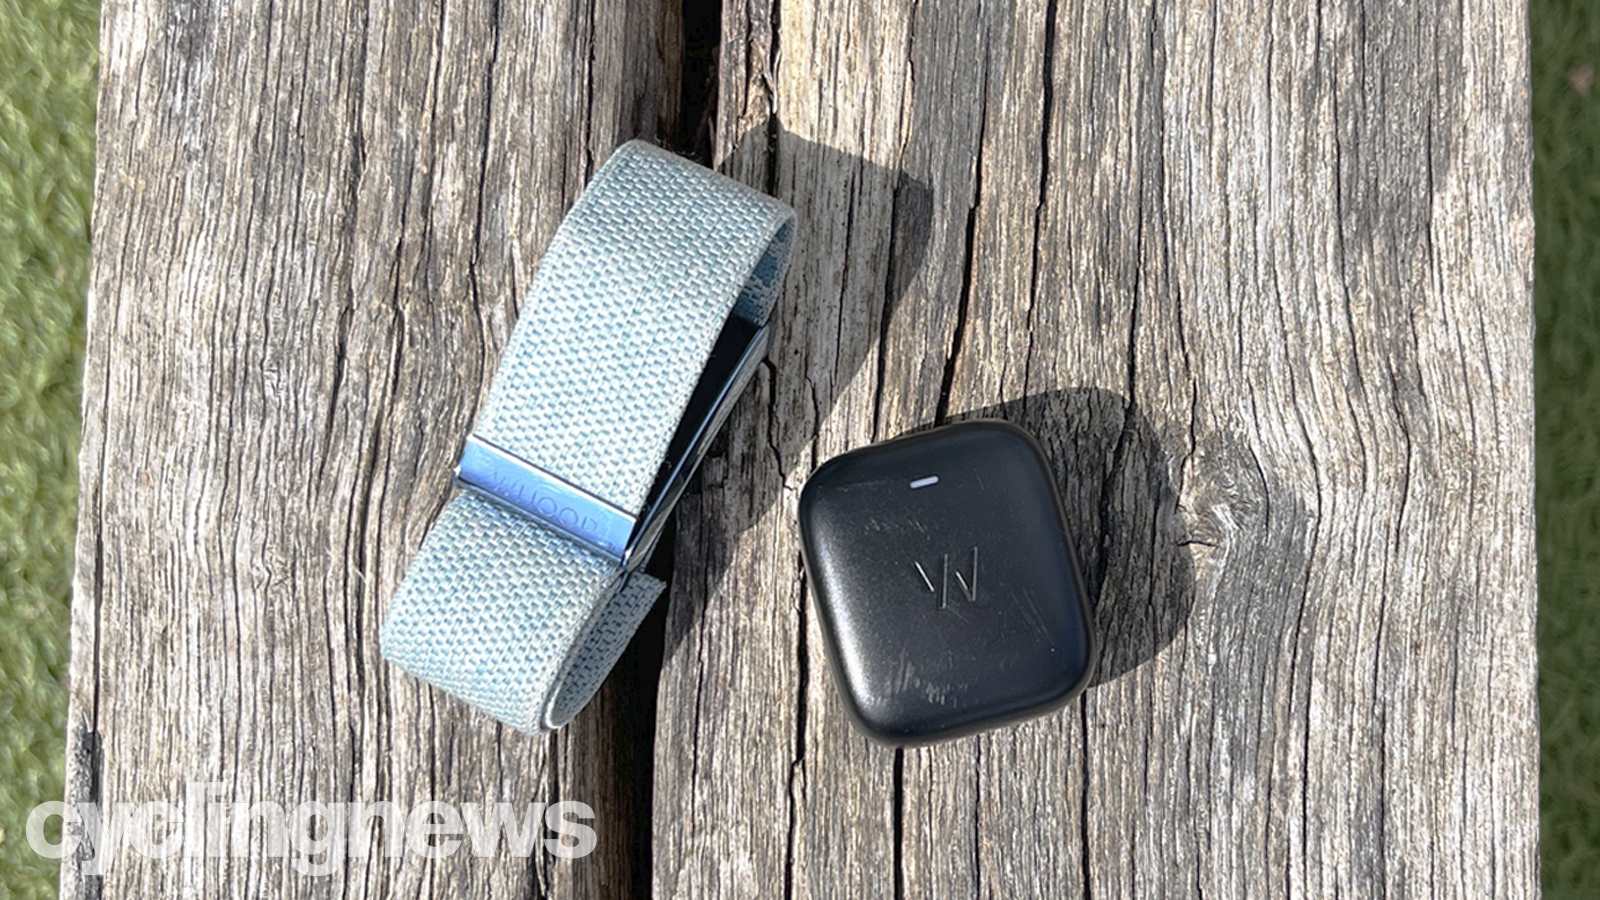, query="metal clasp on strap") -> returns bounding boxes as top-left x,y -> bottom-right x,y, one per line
455,319 -> 772,571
